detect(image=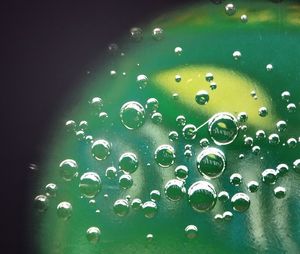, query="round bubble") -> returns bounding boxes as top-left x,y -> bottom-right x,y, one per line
185,225 -> 198,239
91,139 -> 111,161
175,165 -> 189,180
142,201 -> 157,219
195,90 -> 209,105
34,195 -> 49,212
79,172 -> 101,198
59,159 -> 78,181
57,201 -> 73,220
231,193 -> 250,212
119,174 -> 133,189
154,144 -> 176,168
119,152 -> 139,173
86,226 -> 101,244
120,101 -> 145,130
164,179 -> 186,201
113,199 -> 129,217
